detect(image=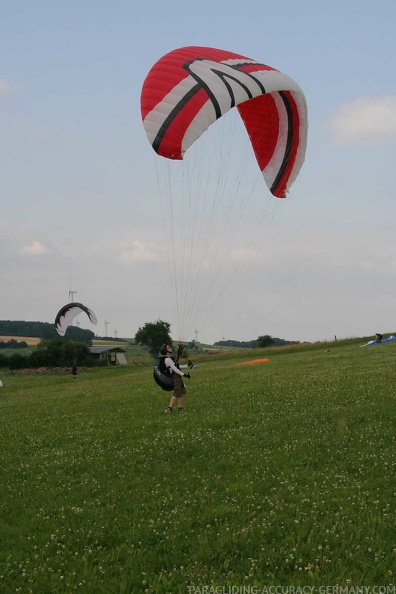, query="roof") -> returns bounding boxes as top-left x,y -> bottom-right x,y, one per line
89,346 -> 126,354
